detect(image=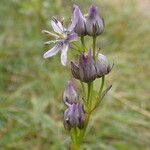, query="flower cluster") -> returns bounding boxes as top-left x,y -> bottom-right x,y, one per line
42,5 -> 104,66
42,4 -> 113,148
